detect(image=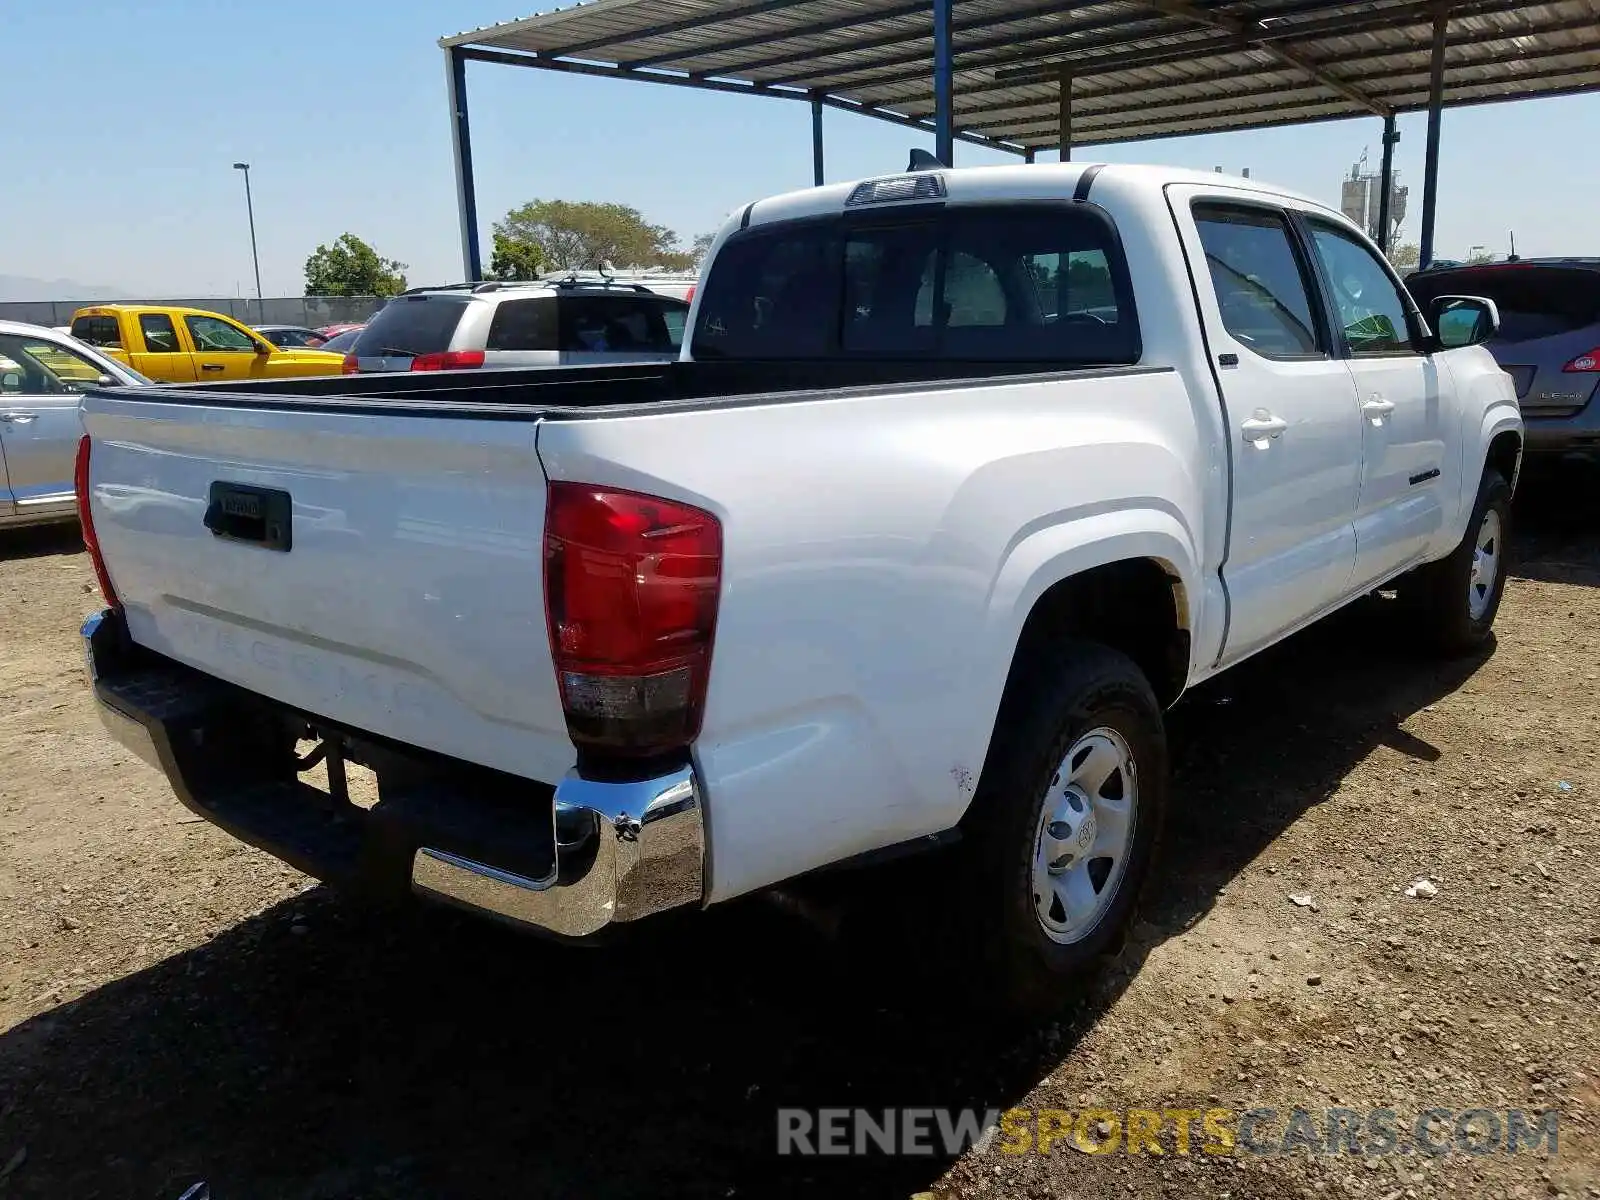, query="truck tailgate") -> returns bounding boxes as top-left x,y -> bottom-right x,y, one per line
81,392 -> 575,785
